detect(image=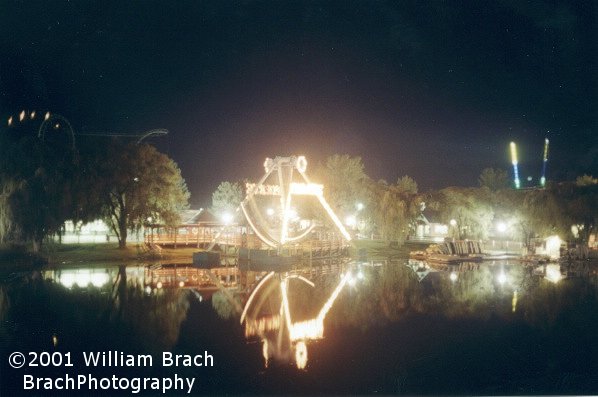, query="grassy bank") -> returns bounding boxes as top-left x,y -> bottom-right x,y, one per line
41,242 -> 198,266
351,239 -> 428,260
